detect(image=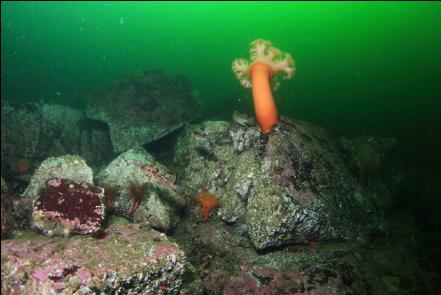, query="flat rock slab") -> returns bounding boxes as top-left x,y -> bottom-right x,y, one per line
1,224 -> 186,294
87,70 -> 200,153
